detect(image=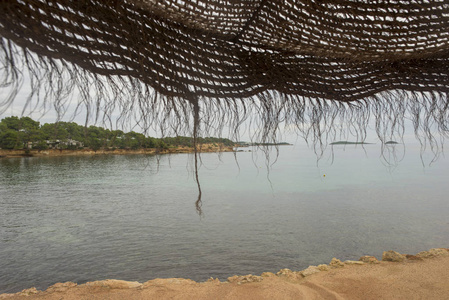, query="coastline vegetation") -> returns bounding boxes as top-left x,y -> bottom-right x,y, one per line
0,116 -> 235,151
